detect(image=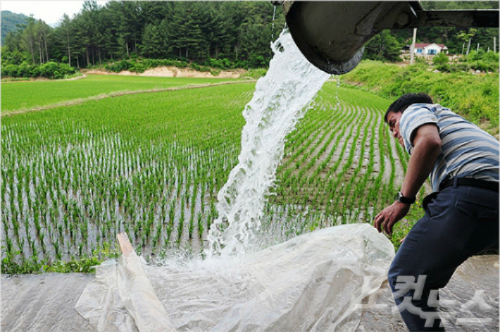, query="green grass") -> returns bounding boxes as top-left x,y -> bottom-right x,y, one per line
1,74 -> 240,113
342,60 -> 500,134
